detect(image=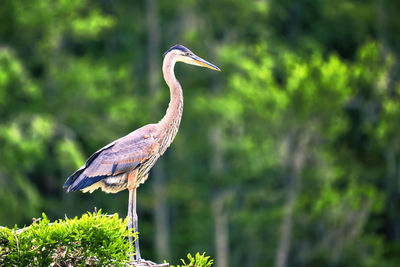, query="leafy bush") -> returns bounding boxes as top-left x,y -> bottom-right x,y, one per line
171,252 -> 214,267
0,211 -> 214,266
0,211 -> 132,266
